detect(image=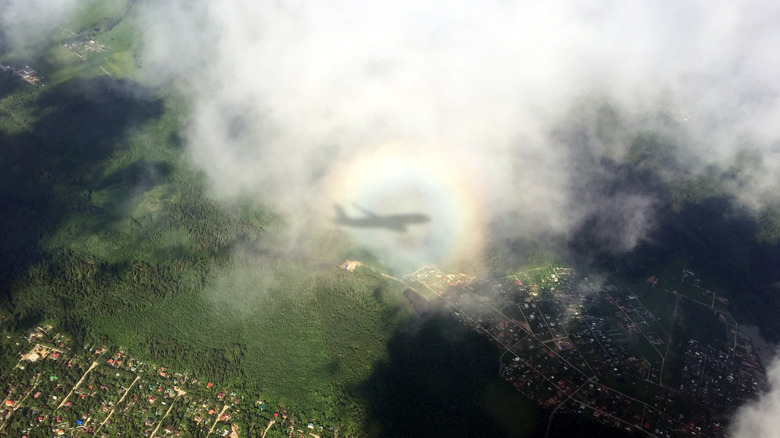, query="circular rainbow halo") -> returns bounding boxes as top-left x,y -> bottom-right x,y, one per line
324,142 -> 488,272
